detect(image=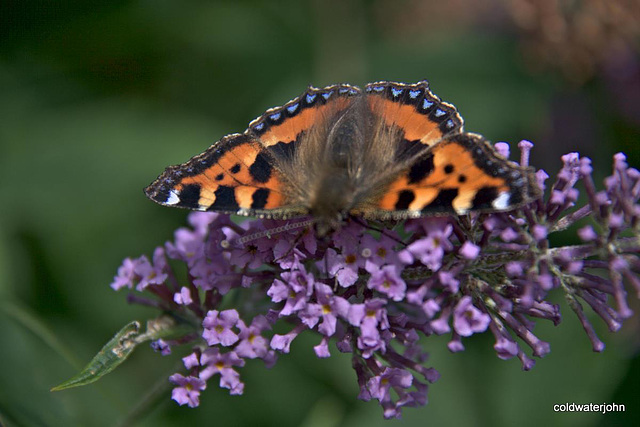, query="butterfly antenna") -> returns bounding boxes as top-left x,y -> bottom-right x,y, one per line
235,218 -> 316,246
